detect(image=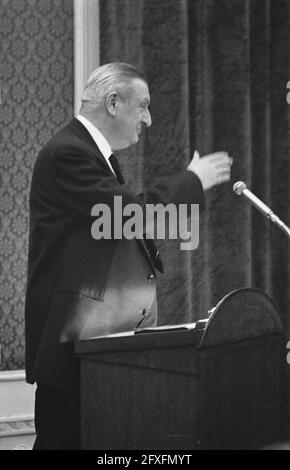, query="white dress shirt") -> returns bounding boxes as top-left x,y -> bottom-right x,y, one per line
76,114 -> 115,176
